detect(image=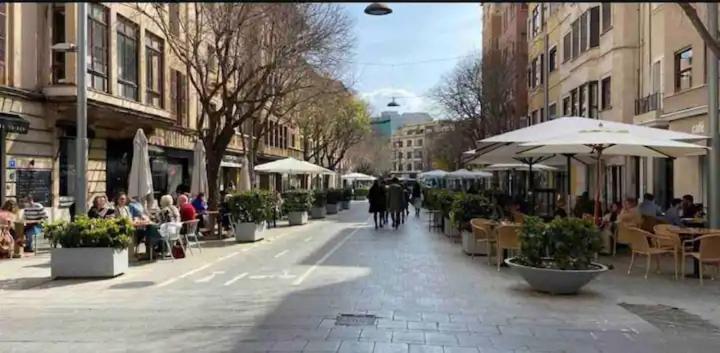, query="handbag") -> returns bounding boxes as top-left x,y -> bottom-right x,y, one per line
171,241 -> 186,259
